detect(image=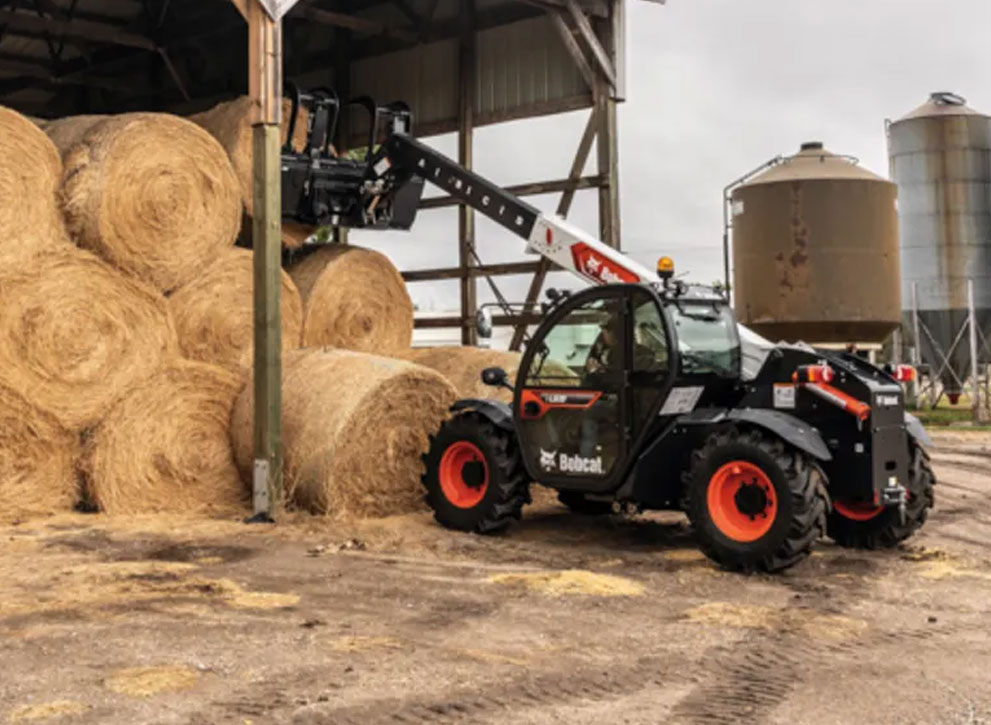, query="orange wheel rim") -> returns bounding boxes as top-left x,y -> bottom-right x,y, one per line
706,460 -> 778,542
833,500 -> 885,521
438,441 -> 489,509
